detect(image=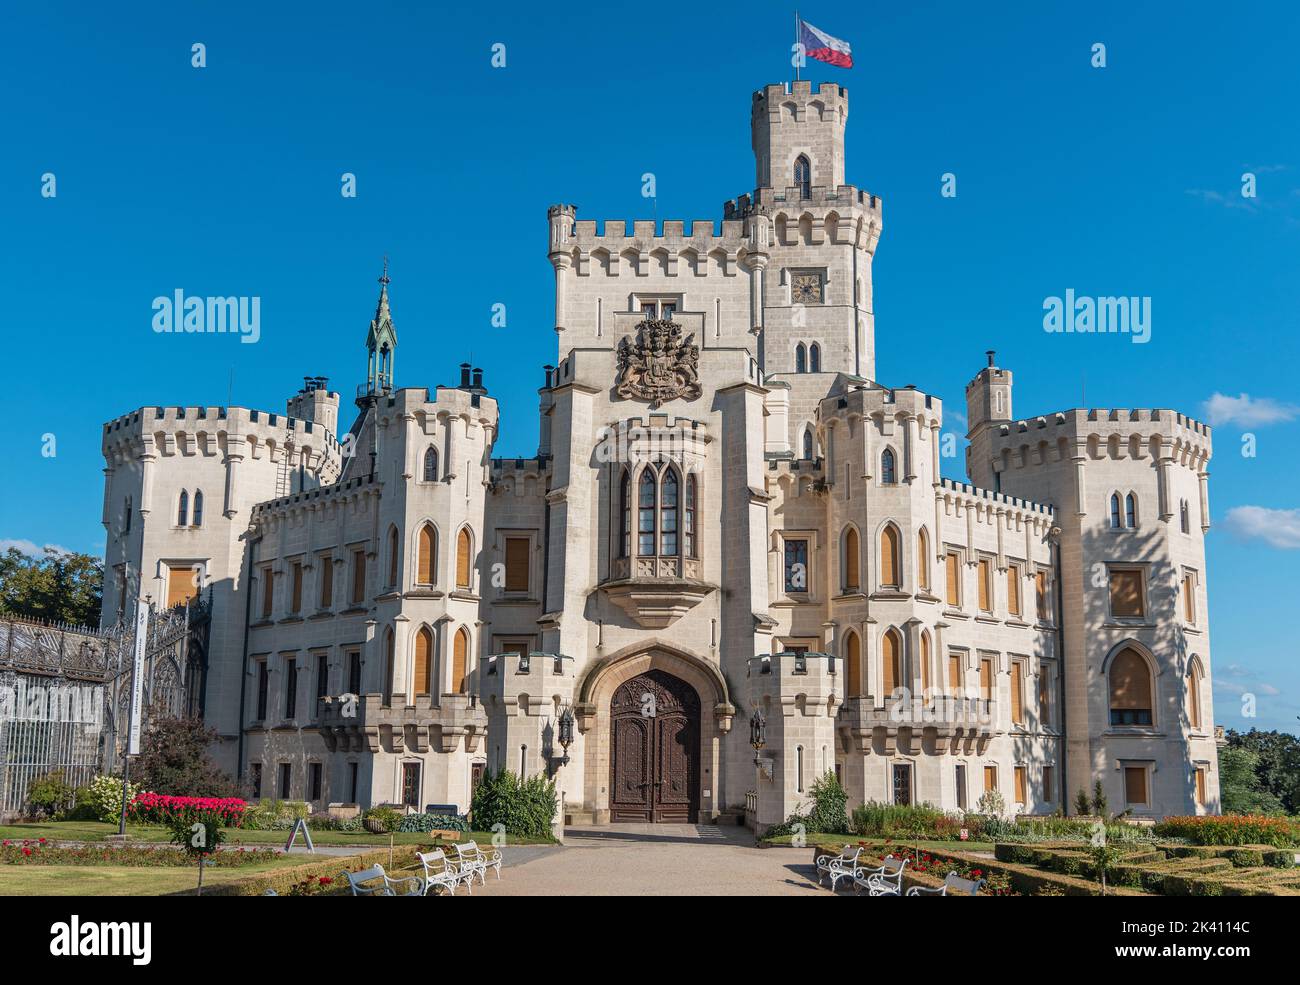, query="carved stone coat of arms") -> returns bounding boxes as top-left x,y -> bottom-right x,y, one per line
615,319 -> 701,405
